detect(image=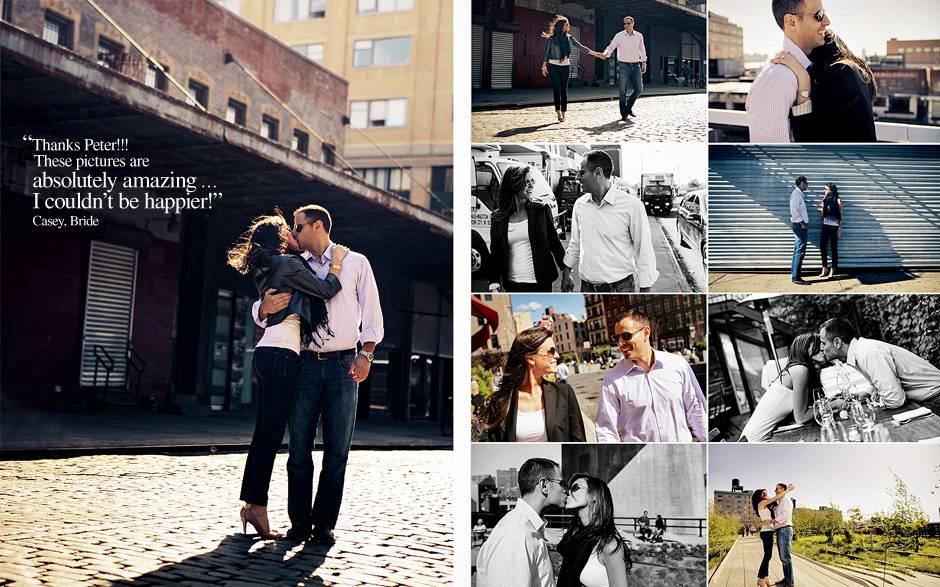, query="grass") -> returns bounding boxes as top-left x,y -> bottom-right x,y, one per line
792,535 -> 940,576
